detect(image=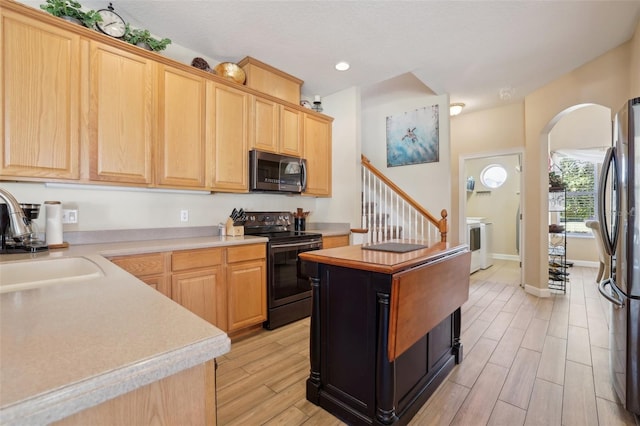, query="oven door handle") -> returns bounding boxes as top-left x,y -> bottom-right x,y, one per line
271,241 -> 322,249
